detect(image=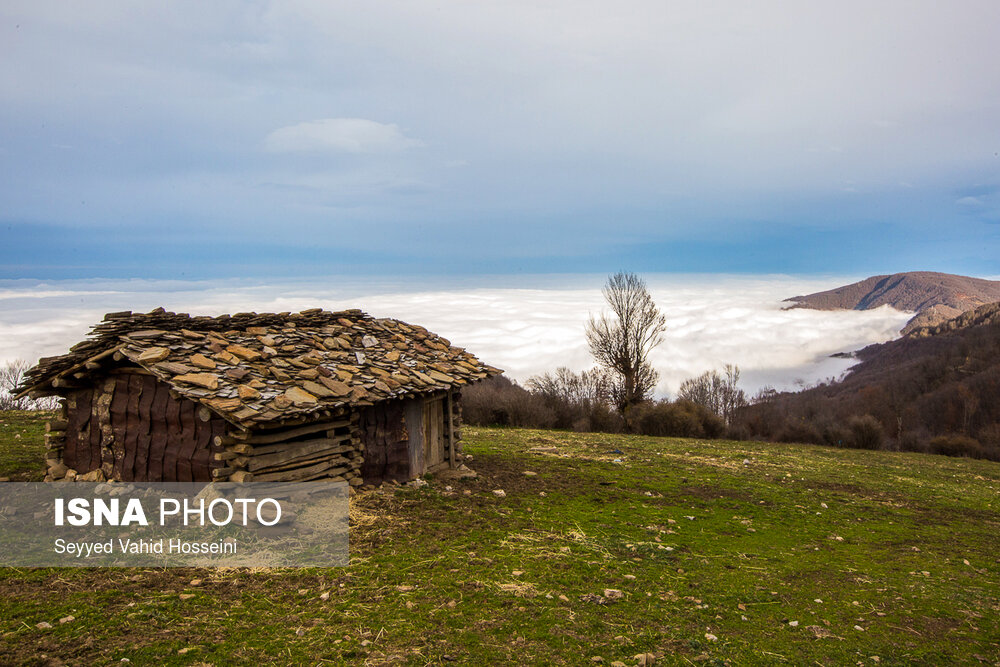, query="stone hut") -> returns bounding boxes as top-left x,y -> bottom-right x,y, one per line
17,308 -> 500,485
